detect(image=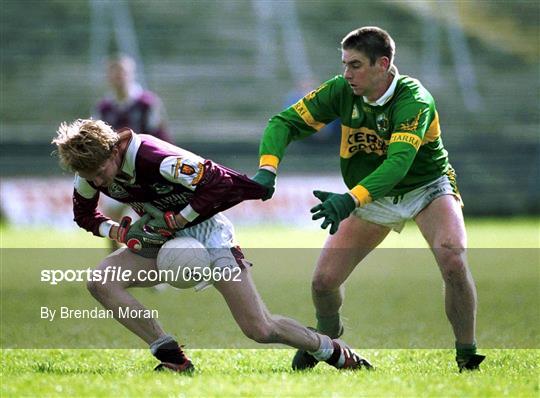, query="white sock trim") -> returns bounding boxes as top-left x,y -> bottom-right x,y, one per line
149,334 -> 176,355
309,335 -> 333,361
336,346 -> 346,367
